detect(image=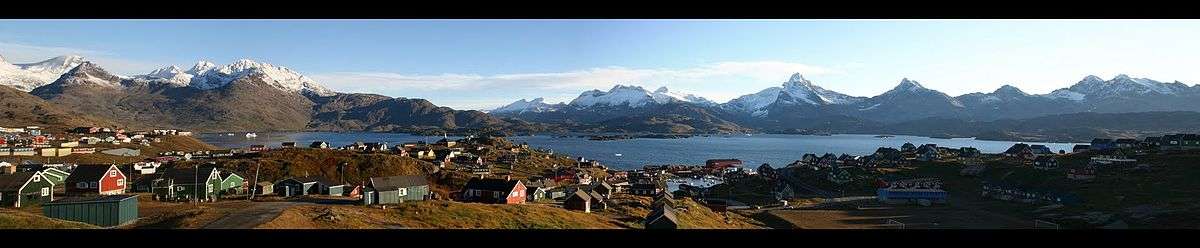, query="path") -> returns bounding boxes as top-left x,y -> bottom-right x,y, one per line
202,202 -> 315,229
